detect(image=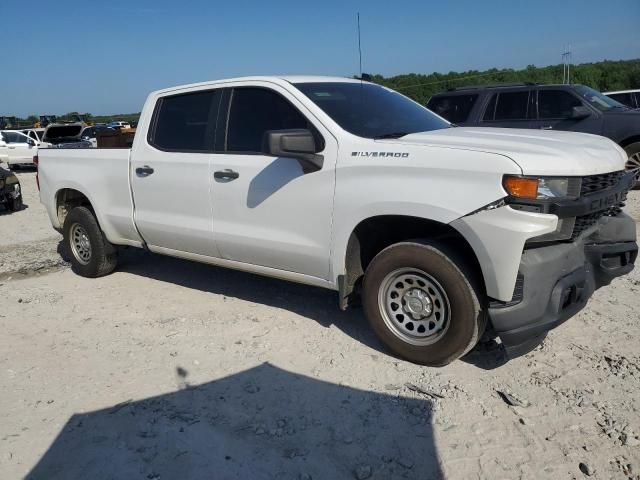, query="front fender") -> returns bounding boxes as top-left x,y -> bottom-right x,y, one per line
450,206 -> 557,301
